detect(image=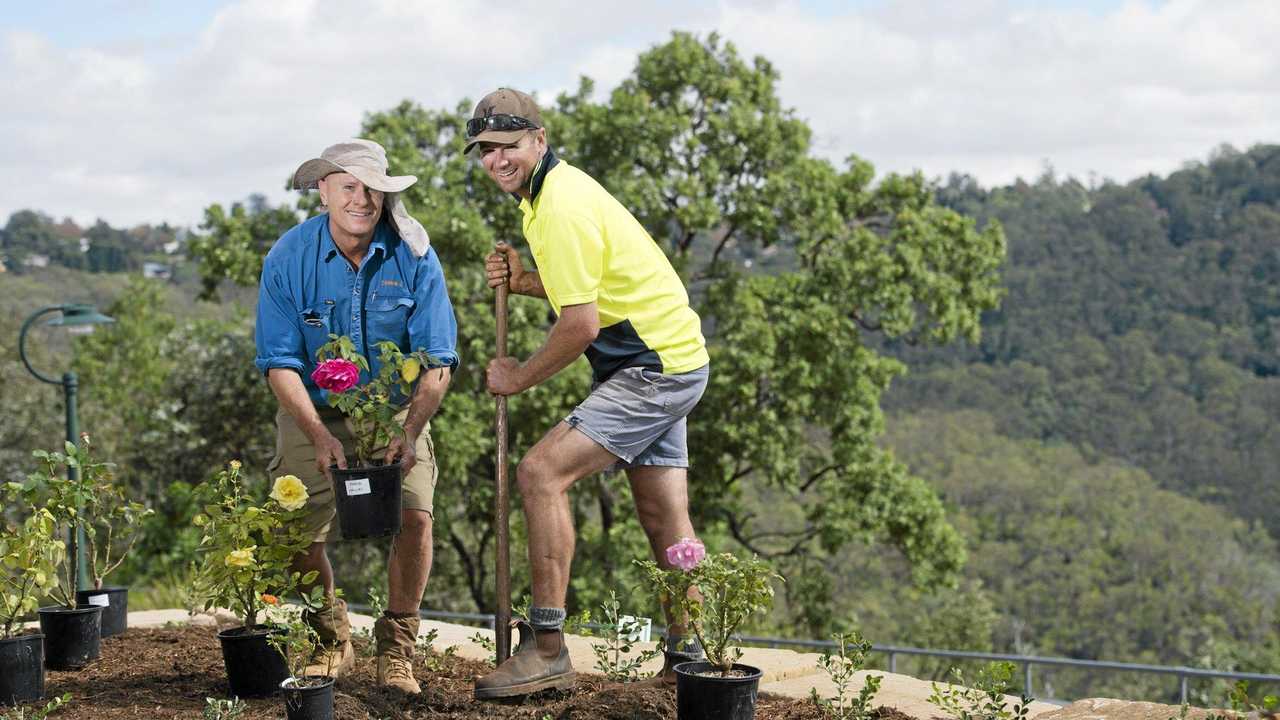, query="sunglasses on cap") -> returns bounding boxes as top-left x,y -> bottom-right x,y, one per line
466,113 -> 539,139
